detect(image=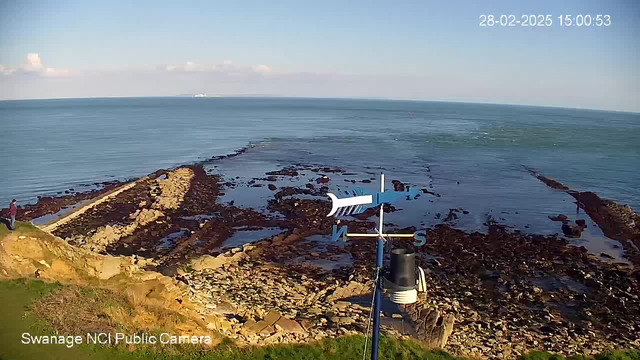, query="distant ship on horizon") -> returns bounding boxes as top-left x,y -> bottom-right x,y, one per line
194,93 -> 207,97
